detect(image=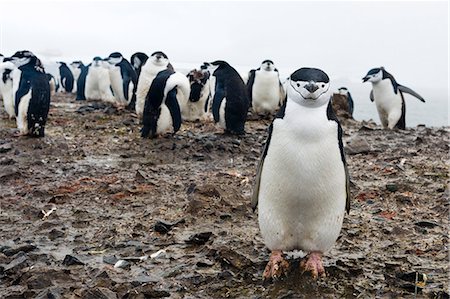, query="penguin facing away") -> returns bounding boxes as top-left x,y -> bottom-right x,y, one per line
247,59 -> 285,115
207,60 -> 249,135
74,61 -> 88,101
252,67 -> 350,280
6,51 -> 51,137
69,60 -> 85,93
0,61 -> 16,118
104,52 -> 138,109
136,51 -> 172,117
184,68 -> 211,121
84,57 -> 115,102
58,62 -> 74,93
362,67 -> 425,129
141,68 -> 190,138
